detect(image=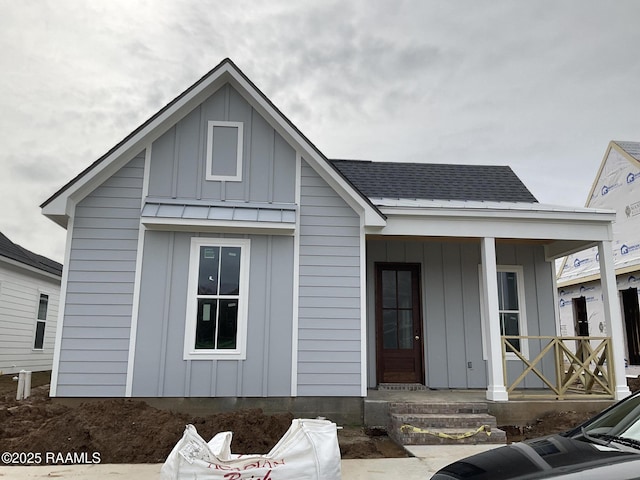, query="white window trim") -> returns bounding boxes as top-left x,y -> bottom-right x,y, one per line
32,291 -> 49,351
479,265 -> 529,361
205,121 -> 244,182
183,237 -> 250,360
